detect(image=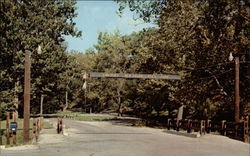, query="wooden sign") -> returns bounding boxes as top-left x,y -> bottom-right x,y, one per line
89,72 -> 181,80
